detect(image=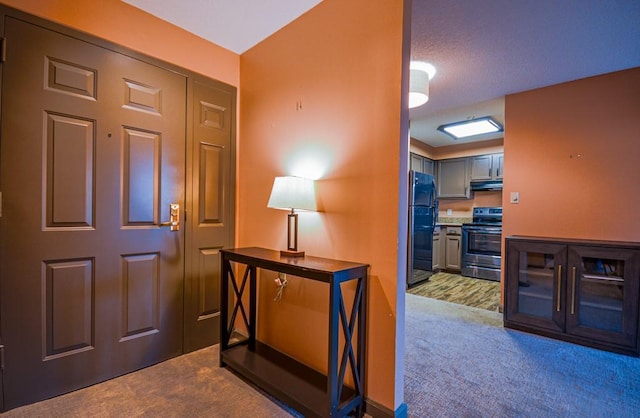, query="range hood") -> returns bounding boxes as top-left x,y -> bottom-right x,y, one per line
470,180 -> 503,191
